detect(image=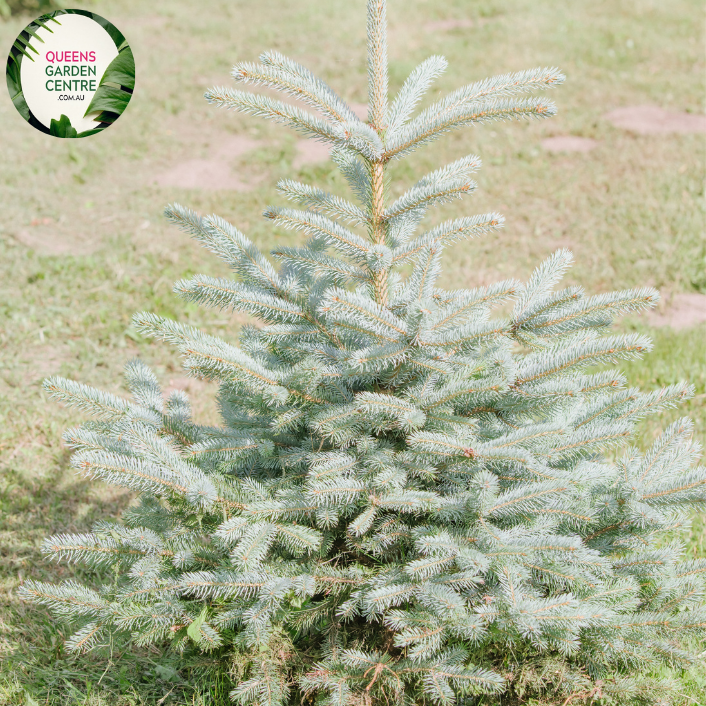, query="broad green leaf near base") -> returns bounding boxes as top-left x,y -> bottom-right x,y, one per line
49,114 -> 78,138
48,114 -> 105,138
